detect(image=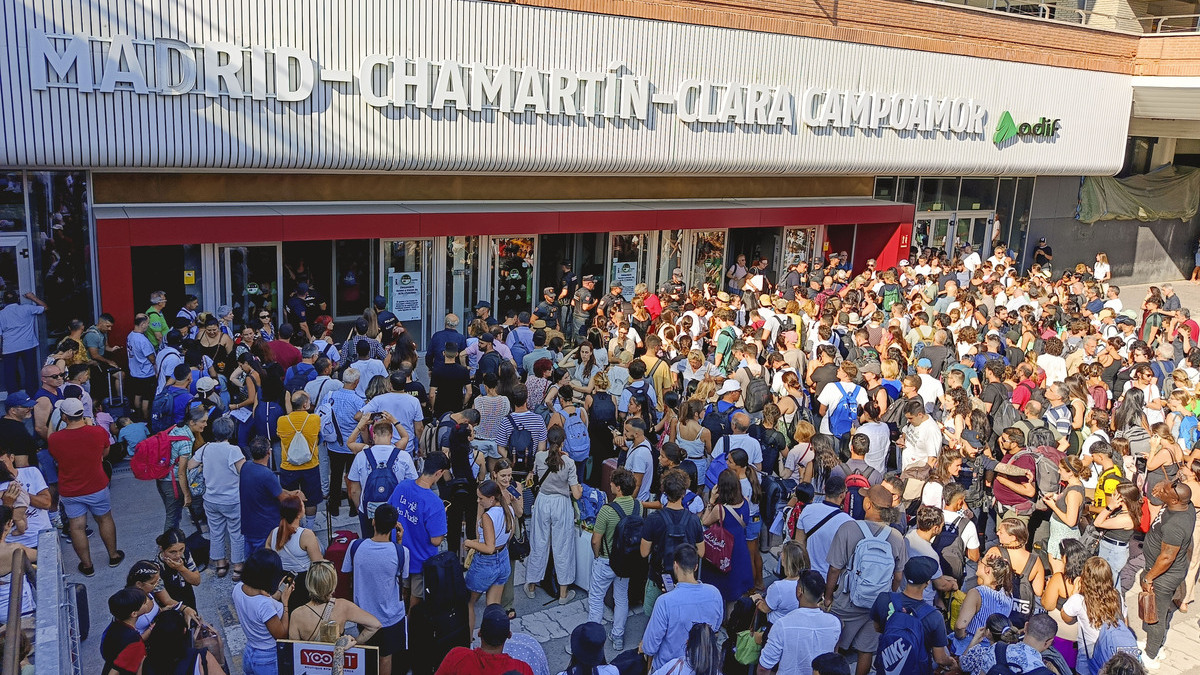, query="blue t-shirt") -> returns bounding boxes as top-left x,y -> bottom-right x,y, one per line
0,303 -> 44,355
341,538 -> 408,626
117,422 -> 150,457
240,462 -> 283,540
388,479 -> 448,574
